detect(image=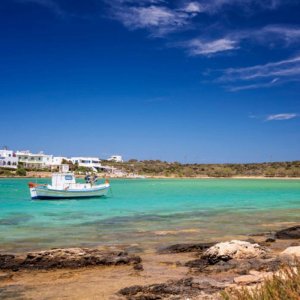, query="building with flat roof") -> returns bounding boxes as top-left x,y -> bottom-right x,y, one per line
70,157 -> 102,172
0,149 -> 18,169
107,155 -> 123,163
16,151 -> 53,169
